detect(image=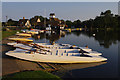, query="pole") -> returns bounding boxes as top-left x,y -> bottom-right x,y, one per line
44,9 -> 46,43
